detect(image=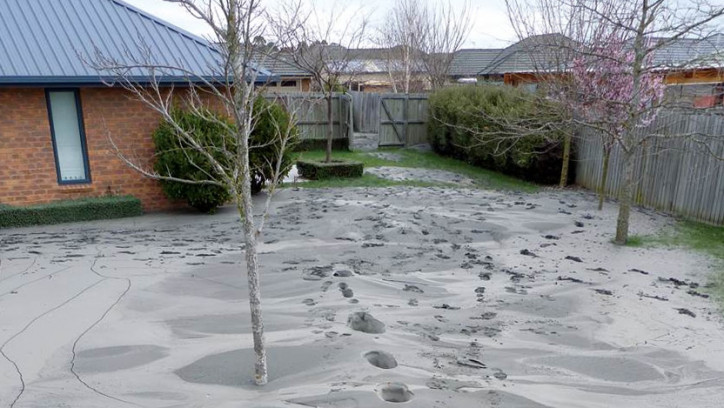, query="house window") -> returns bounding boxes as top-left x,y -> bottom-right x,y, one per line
280,80 -> 298,87
46,90 -> 91,184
